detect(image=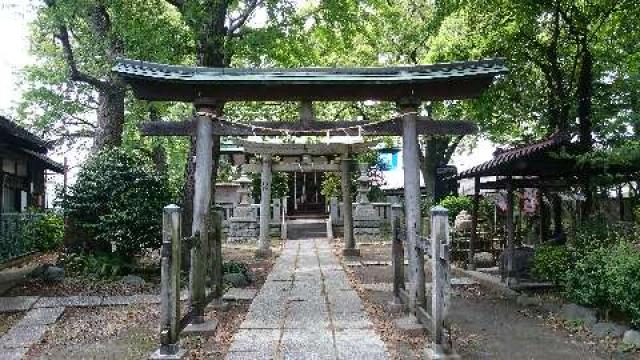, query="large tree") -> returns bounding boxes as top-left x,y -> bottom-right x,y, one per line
19,0 -> 191,149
